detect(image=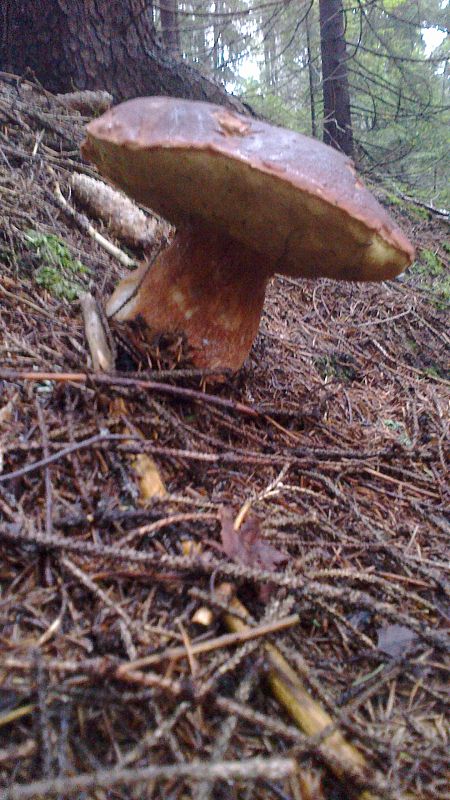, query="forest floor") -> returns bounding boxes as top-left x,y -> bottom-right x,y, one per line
0,74 -> 449,800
